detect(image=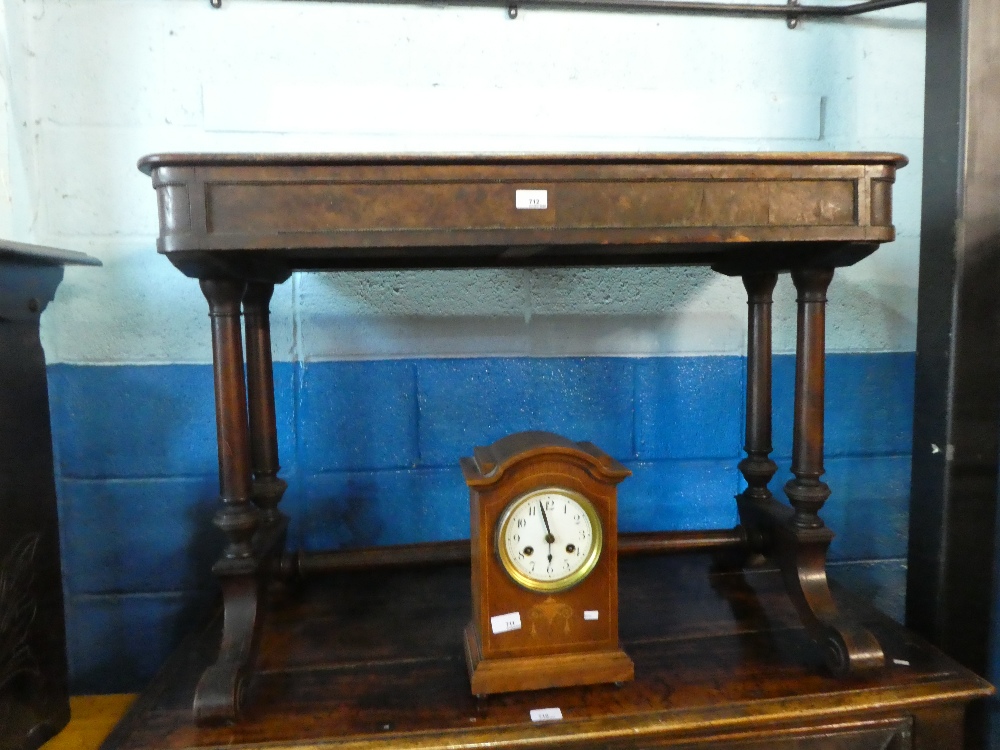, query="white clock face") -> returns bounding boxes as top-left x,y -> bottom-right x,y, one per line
496,488 -> 603,592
